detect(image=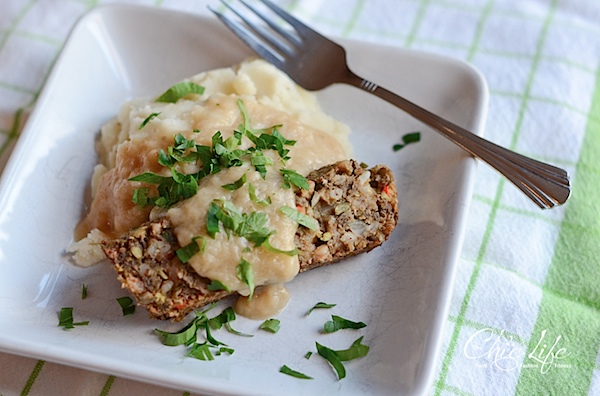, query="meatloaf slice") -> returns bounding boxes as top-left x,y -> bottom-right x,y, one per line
101,159 -> 398,321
